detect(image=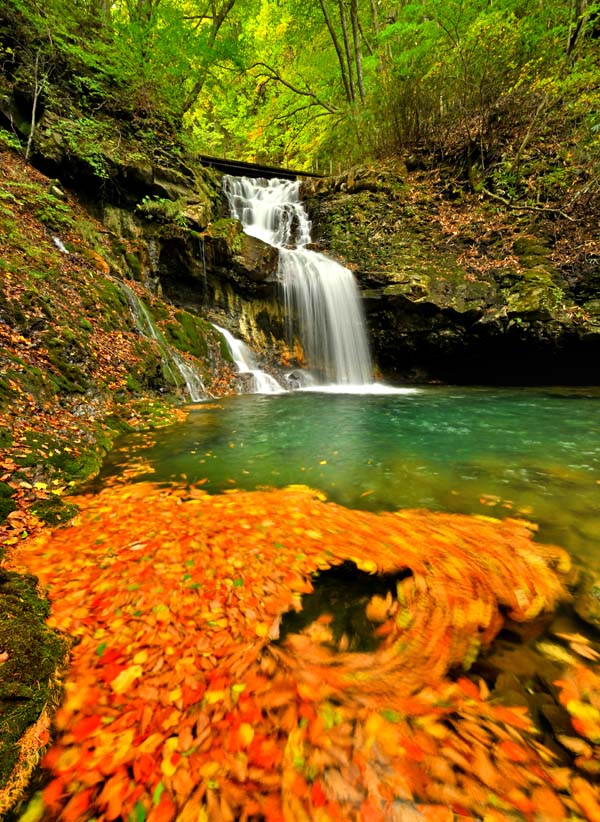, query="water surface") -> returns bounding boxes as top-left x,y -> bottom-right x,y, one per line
98,386 -> 600,569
